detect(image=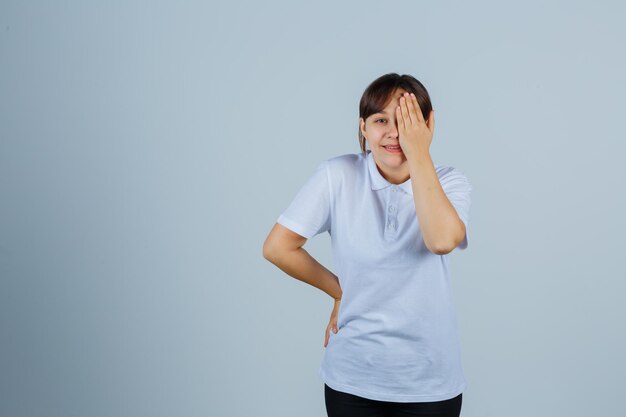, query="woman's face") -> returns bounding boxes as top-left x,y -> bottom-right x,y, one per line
360,88 -> 410,184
